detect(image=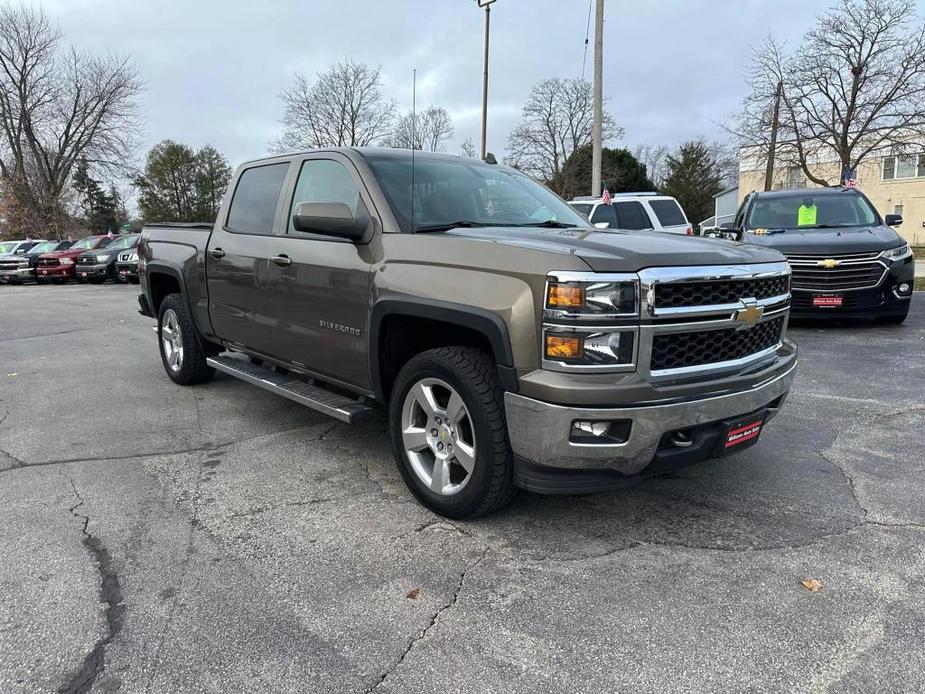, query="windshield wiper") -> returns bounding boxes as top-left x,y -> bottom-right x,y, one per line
414,221 -> 506,233
509,220 -> 577,228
